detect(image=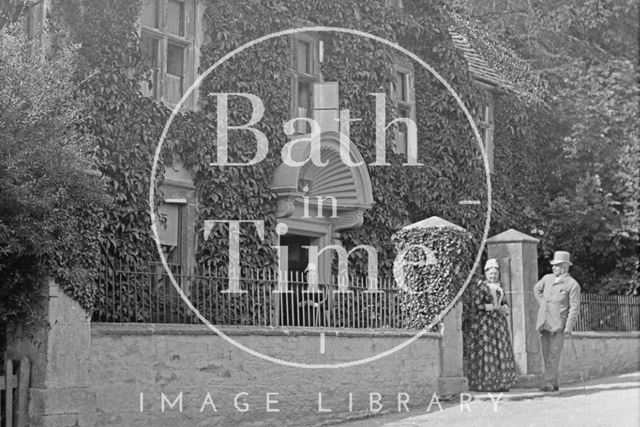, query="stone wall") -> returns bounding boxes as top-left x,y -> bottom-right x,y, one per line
7,279 -> 638,426
6,281 -> 96,427
90,324 -> 443,426
558,332 -> 640,383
